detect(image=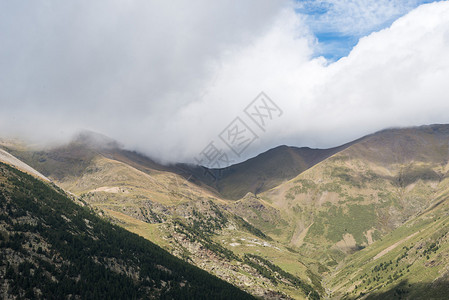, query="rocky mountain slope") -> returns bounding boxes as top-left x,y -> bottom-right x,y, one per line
2,124 -> 449,299
260,125 -> 449,252
0,137 -> 321,299
257,124 -> 449,298
0,162 -> 253,299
